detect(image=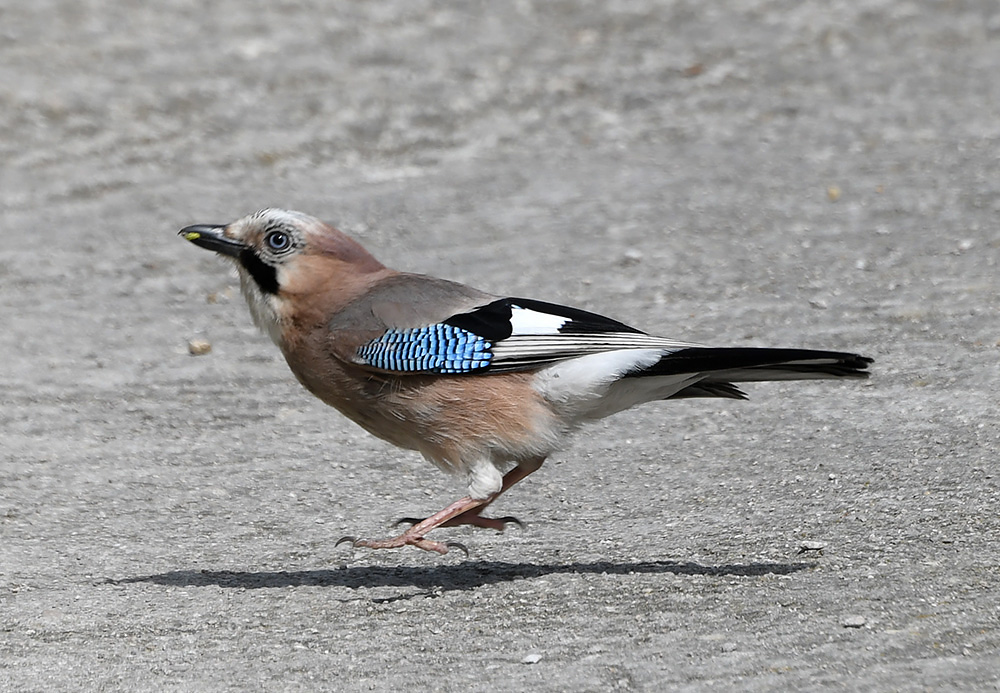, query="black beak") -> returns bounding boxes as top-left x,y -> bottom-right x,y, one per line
179,224 -> 246,258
